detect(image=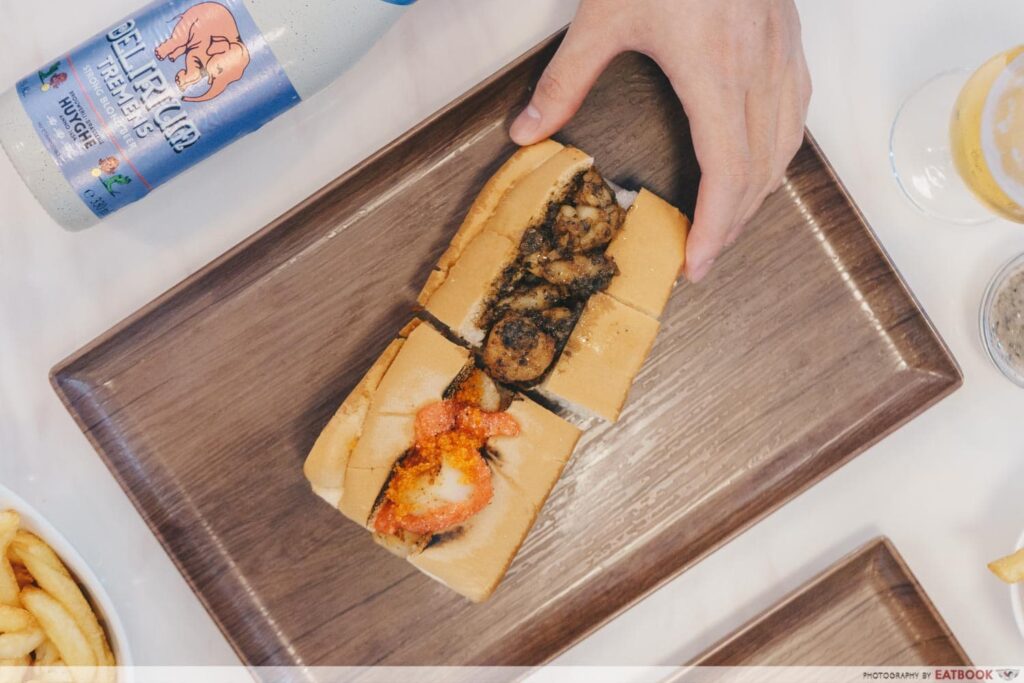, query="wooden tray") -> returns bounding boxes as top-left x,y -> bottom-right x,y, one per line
684,538 -> 971,667
51,31 -> 961,667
